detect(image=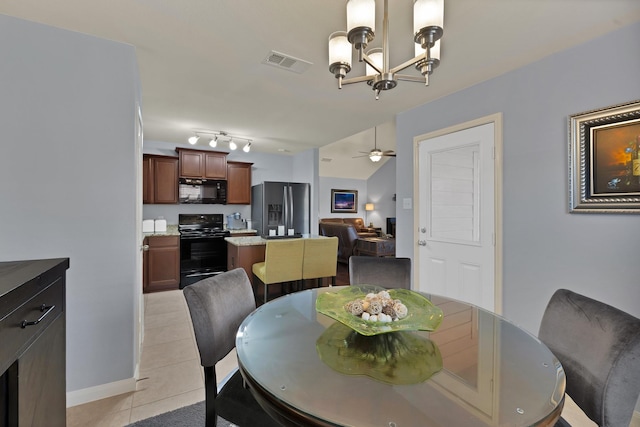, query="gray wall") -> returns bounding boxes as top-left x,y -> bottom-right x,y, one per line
0,14 -> 140,393
396,22 -> 640,335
